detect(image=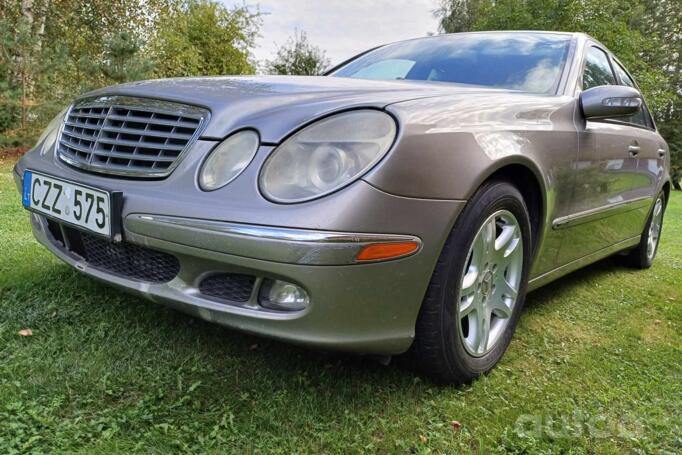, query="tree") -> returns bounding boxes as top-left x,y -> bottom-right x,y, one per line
640,0 -> 682,189
0,0 -> 262,146
435,0 -> 482,33
1,0 -> 163,139
0,0 -> 63,142
97,32 -> 153,84
265,31 -> 330,76
436,0 -> 681,189
44,0 -> 166,94
149,0 -> 261,78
